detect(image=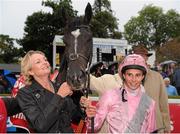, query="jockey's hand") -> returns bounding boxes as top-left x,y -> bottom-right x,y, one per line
86,103 -> 96,118
57,82 -> 73,97
80,97 -> 96,118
